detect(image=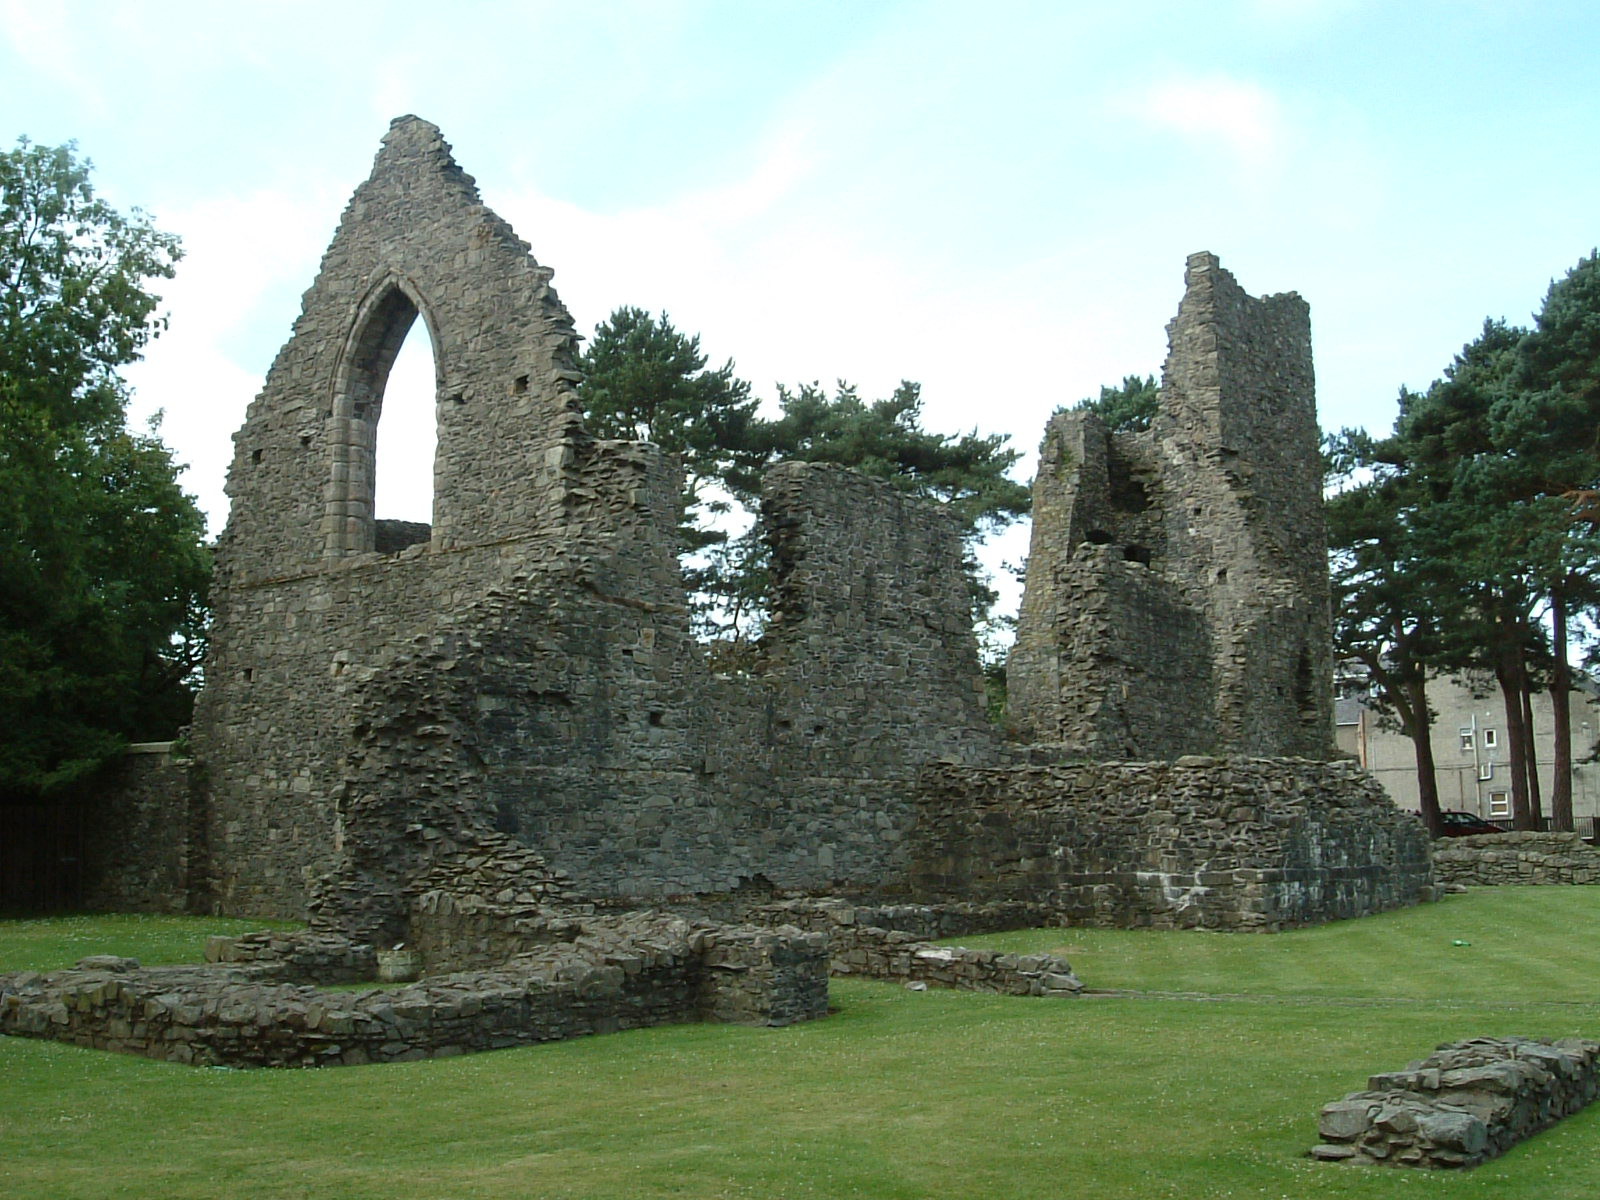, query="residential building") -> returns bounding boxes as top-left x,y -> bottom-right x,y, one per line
1336,674 -> 1600,830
